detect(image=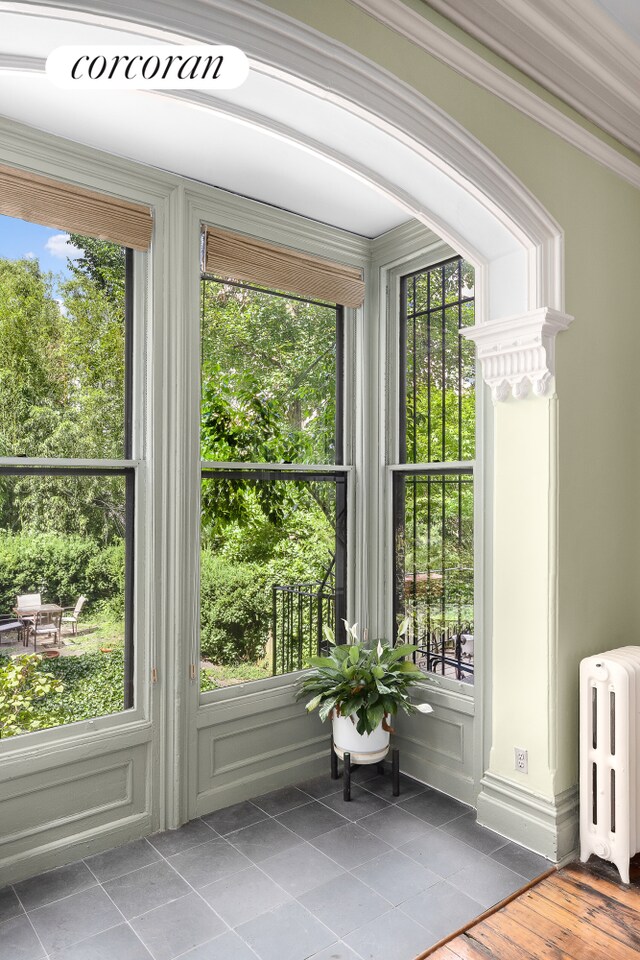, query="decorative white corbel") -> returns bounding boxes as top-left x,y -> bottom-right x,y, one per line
461,308 -> 573,402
